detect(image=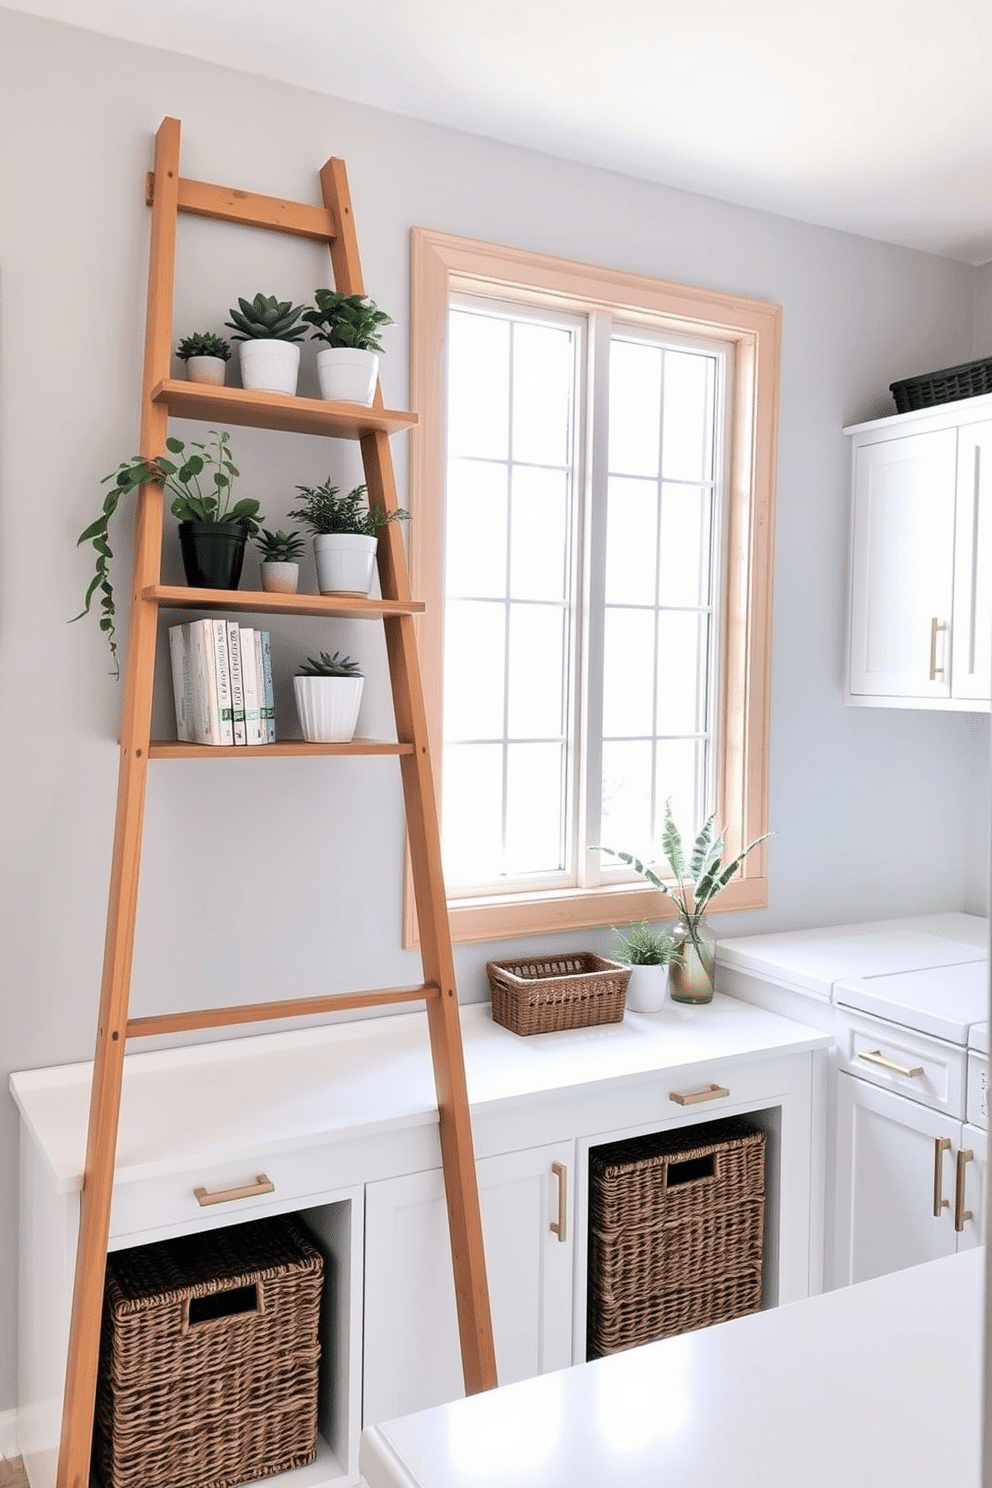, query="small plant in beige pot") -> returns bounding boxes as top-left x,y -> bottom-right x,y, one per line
294,651 -> 364,742
255,528 -> 305,594
176,331 -> 231,386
